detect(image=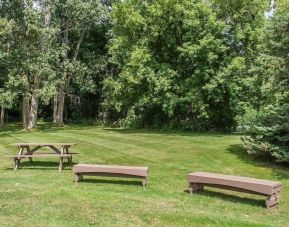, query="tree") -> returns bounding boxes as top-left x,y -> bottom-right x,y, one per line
103,0 -> 267,130
5,0 -> 59,129
0,0 -> 109,128
211,0 -> 268,122
242,0 -> 289,162
52,0 -> 109,126
0,10 -> 16,126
